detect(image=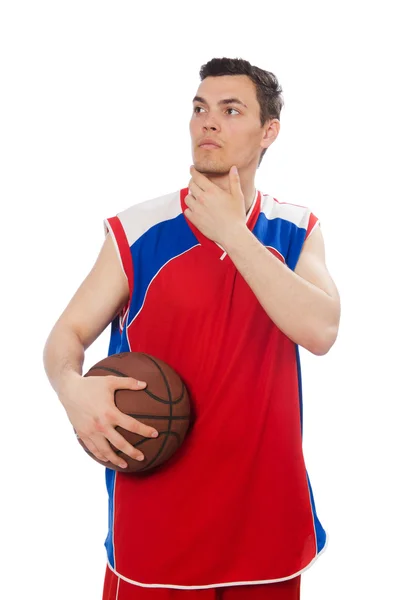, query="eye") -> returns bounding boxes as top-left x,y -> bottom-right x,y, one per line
193,106 -> 240,115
